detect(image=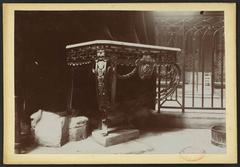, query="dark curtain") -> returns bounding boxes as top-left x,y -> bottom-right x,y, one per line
15,11 -> 156,123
